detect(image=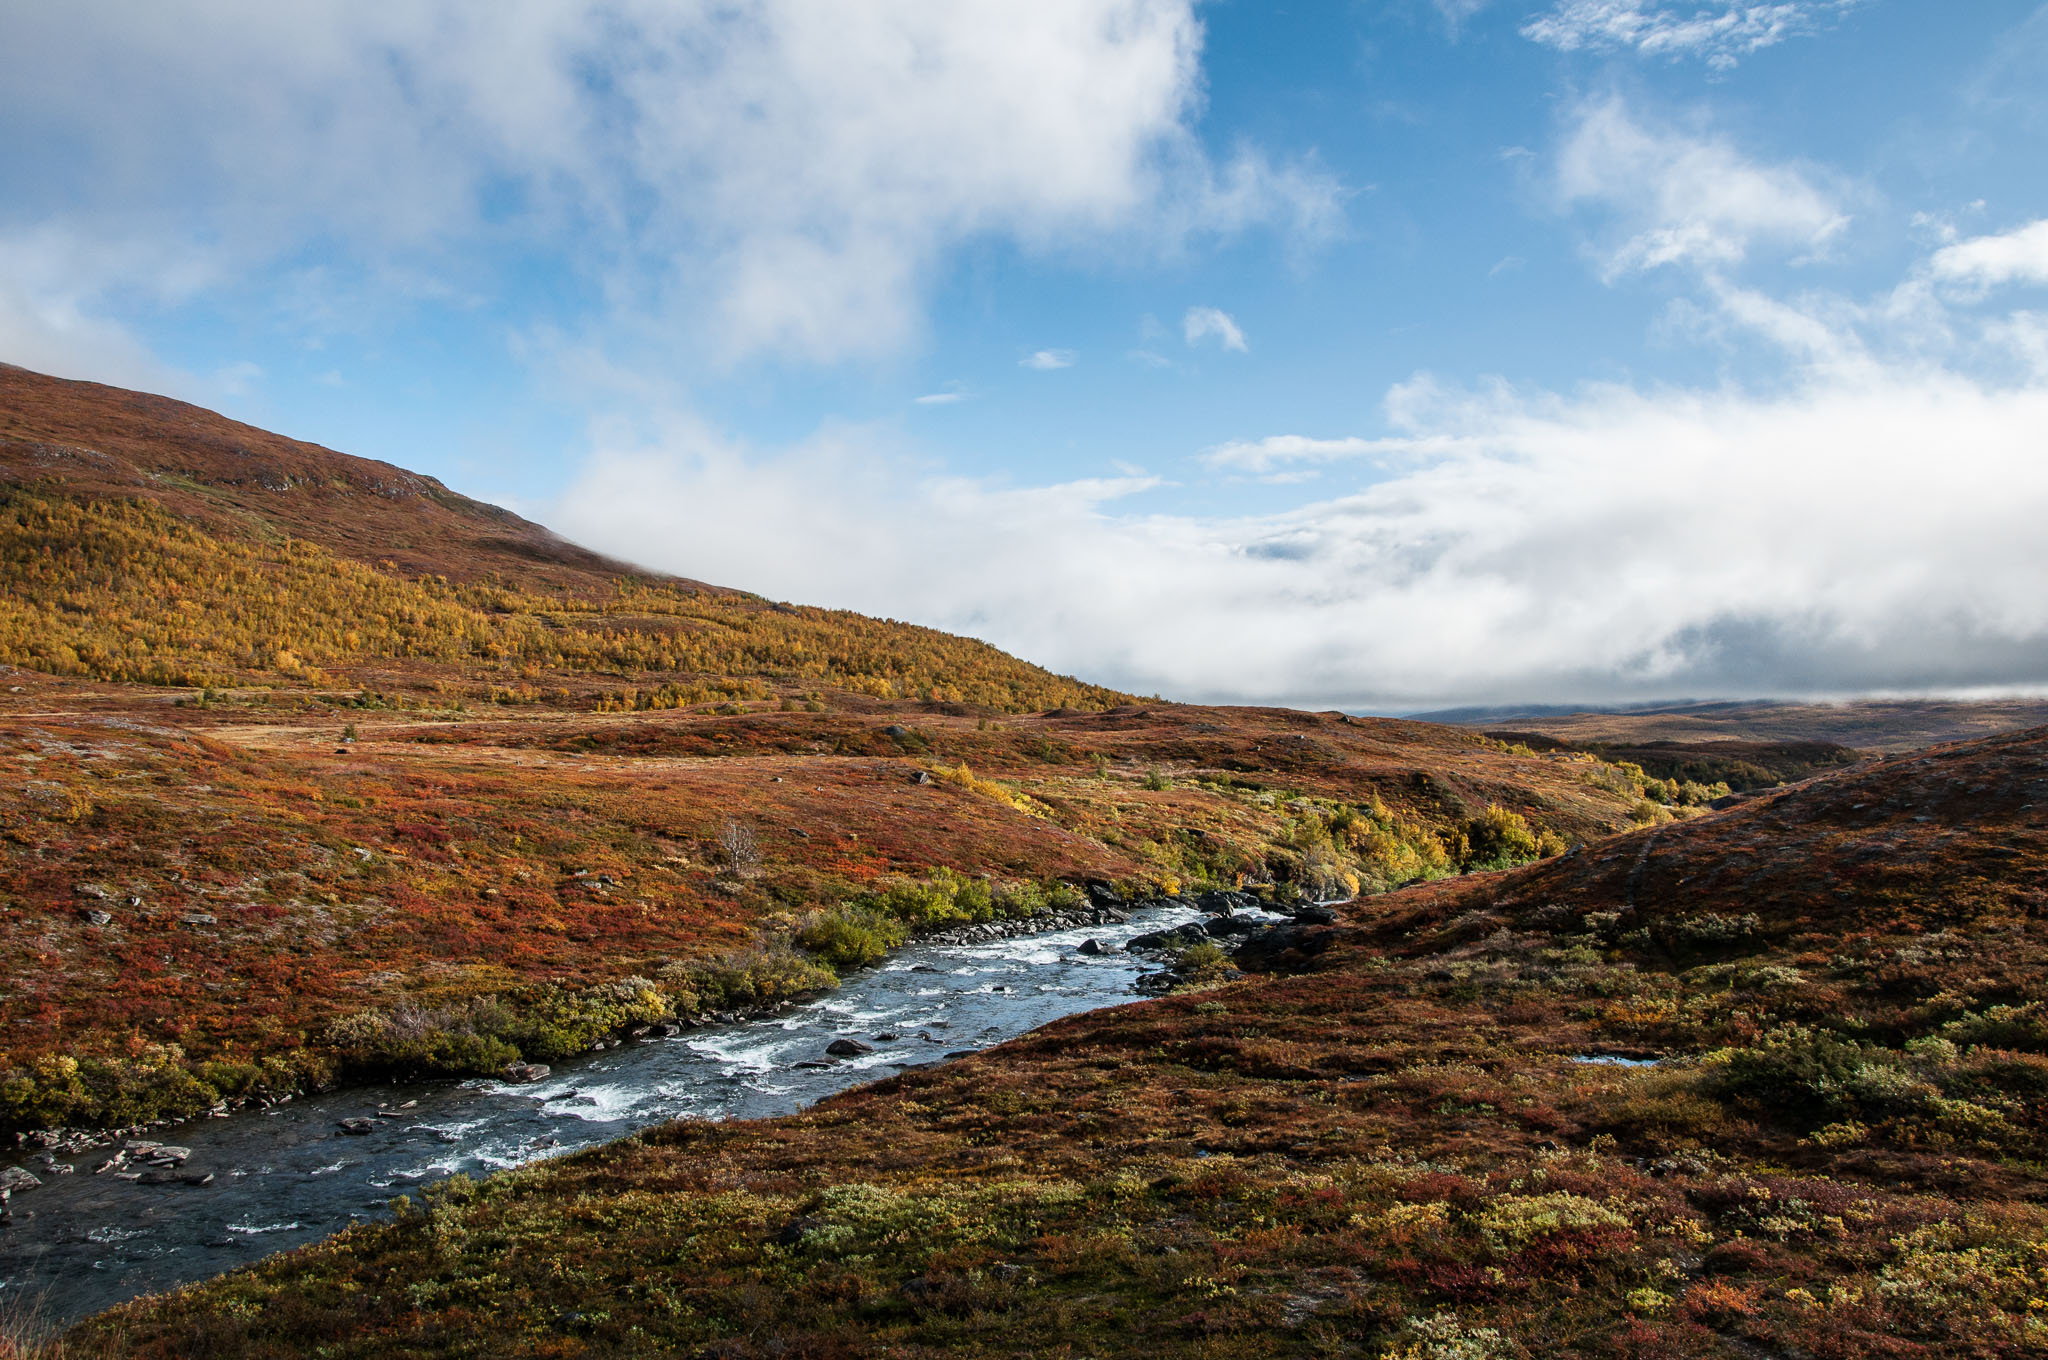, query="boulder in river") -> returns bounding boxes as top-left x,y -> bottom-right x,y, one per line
1077,938 -> 1108,956
1129,922 -> 1211,951
502,1062 -> 551,1084
1194,889 -> 1258,916
0,1166 -> 42,1193
337,1118 -> 377,1136
826,1038 -> 874,1057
